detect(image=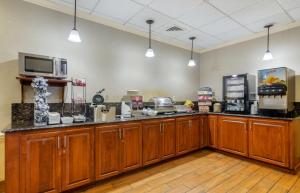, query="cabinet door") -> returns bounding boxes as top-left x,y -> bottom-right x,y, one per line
161,119 -> 176,160
199,116 -> 208,148
61,128 -> 94,191
176,118 -> 191,155
190,118 -> 200,150
142,120 -> 162,165
20,132 -> 60,193
249,119 -> 289,167
208,115 -> 218,148
95,125 -> 121,180
121,123 -> 142,172
218,116 -> 248,157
